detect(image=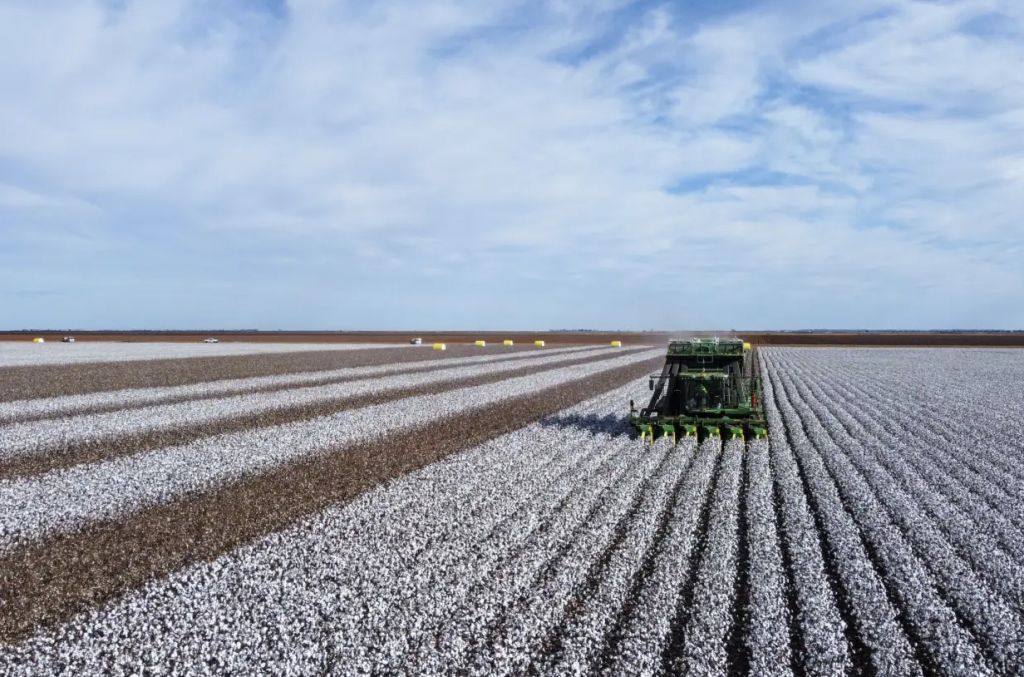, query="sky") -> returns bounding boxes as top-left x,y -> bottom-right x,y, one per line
1,0 -> 1022,331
